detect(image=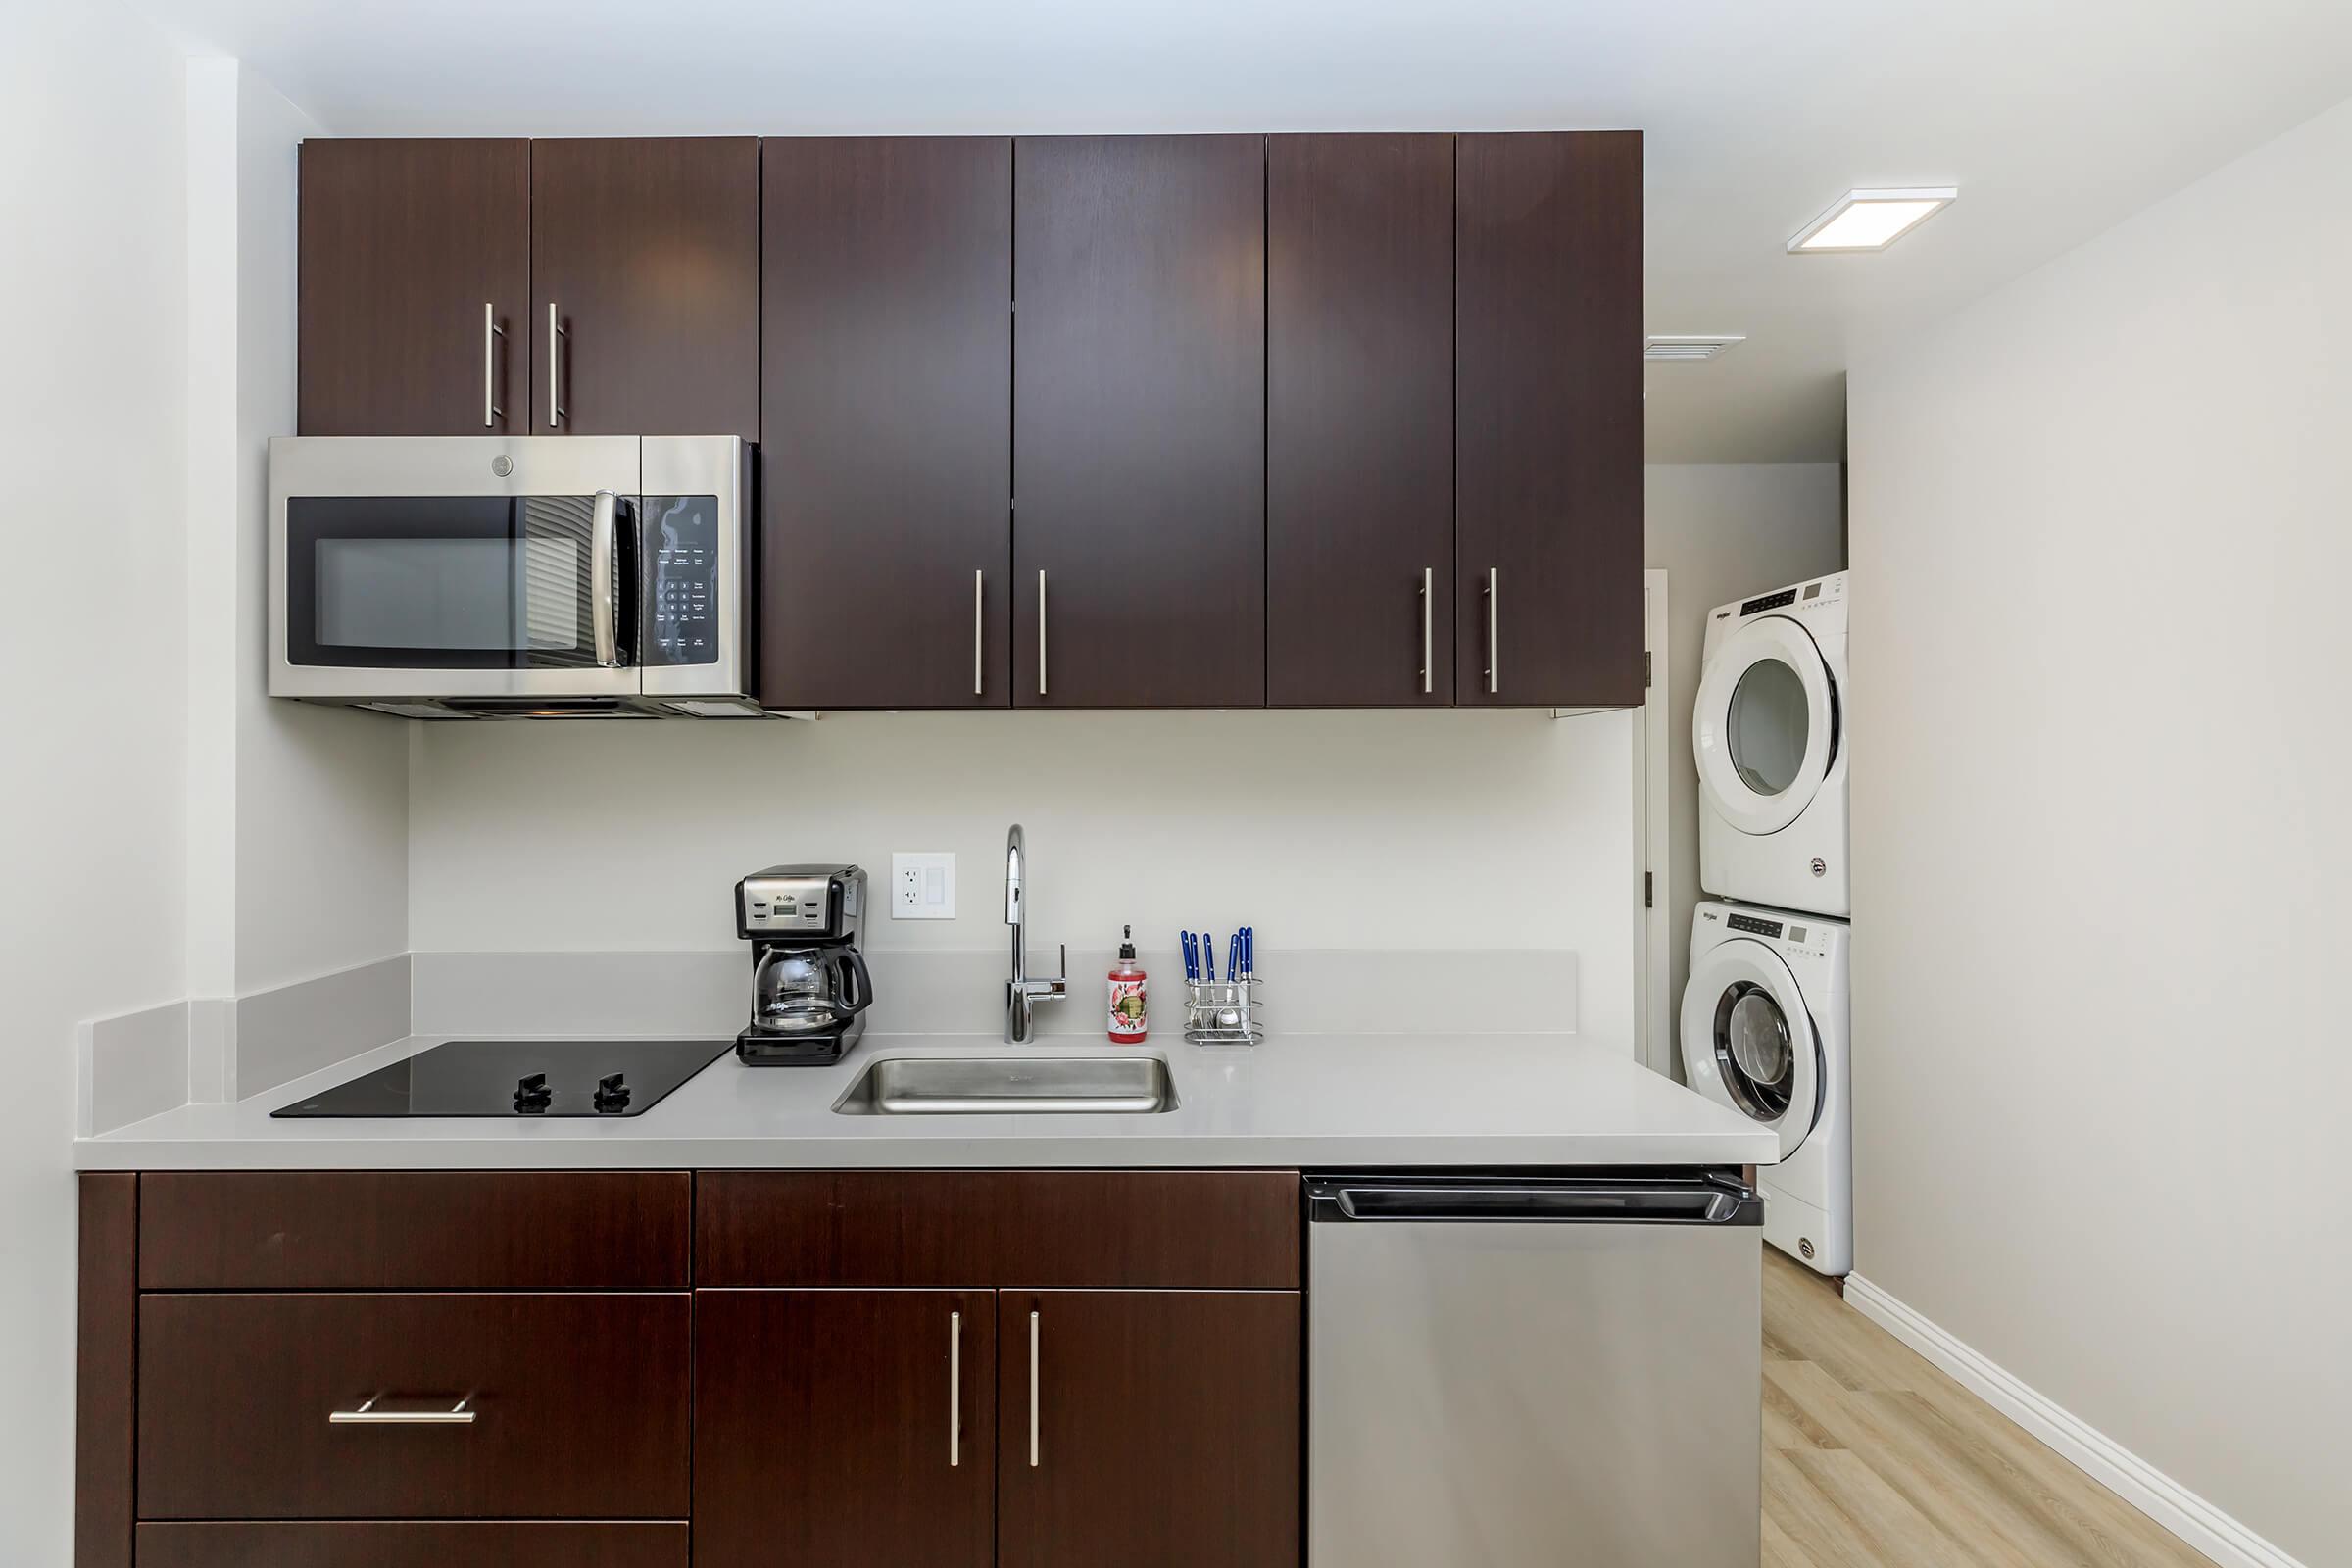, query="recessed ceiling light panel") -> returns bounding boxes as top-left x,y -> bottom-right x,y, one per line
1645,334 -> 1747,362
1788,187 -> 1957,253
